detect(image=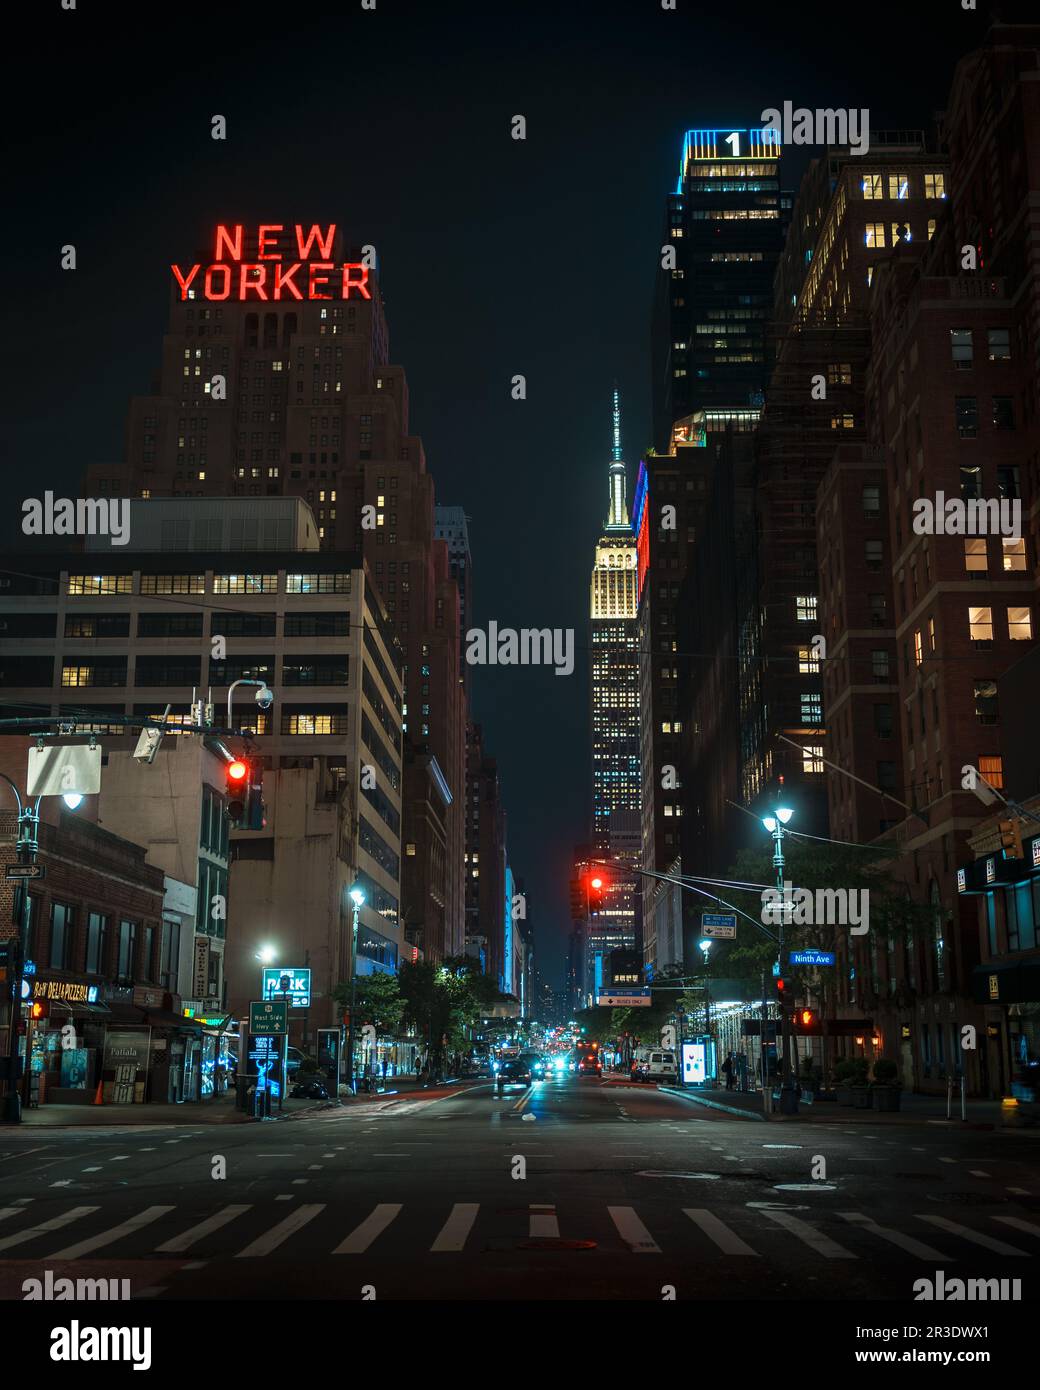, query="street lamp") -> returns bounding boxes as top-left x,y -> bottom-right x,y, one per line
255,945 -> 277,966
346,881 -> 366,1094
762,803 -> 797,1112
